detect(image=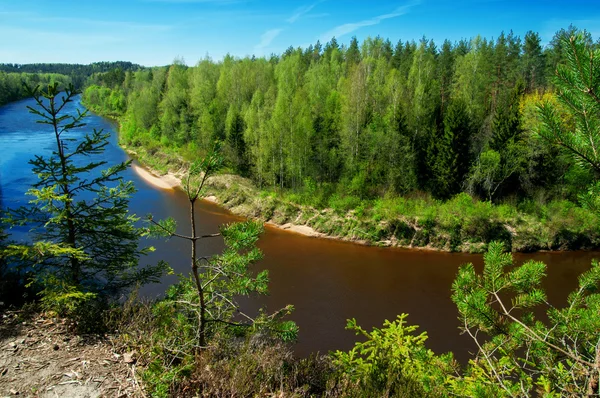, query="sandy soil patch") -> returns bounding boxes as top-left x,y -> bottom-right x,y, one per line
276,223 -> 324,238
203,195 -> 218,203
